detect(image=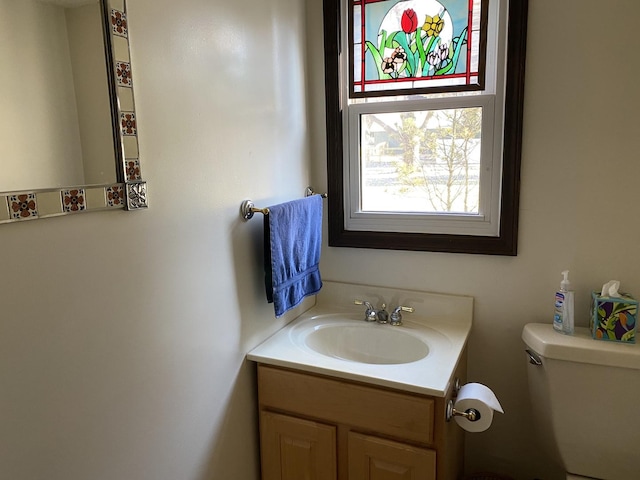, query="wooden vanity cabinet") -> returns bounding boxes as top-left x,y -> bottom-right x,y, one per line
256,357 -> 466,480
